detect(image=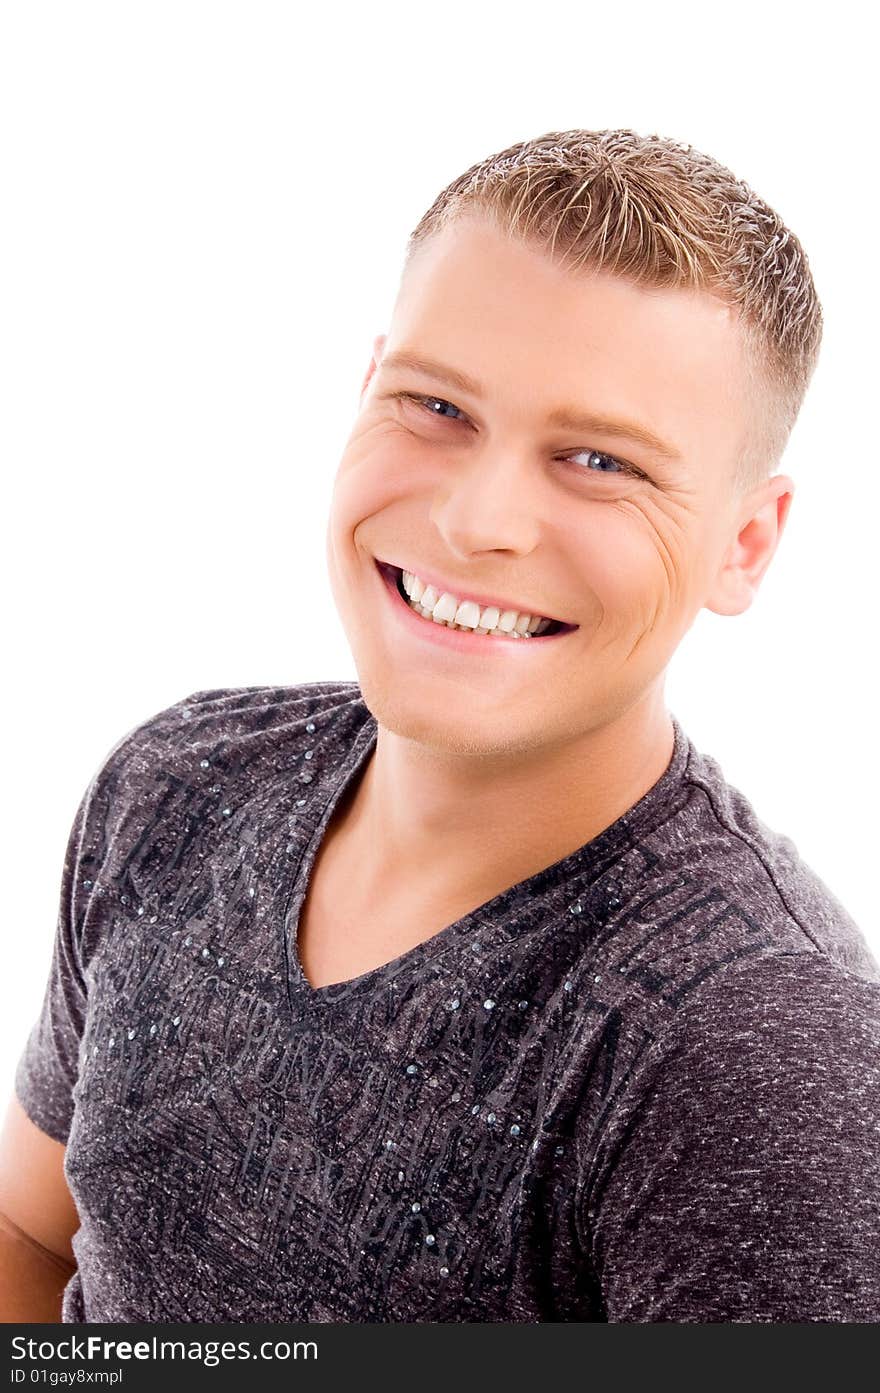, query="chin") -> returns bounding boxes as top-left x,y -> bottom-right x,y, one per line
351,662 -> 559,760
